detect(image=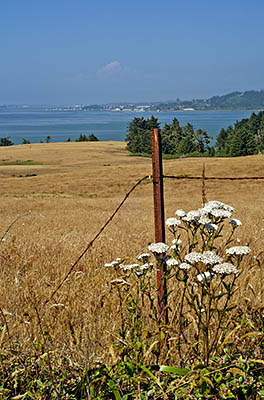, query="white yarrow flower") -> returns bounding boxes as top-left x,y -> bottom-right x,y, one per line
148,242 -> 169,254
175,209 -> 186,217
179,262 -> 192,270
166,217 -> 181,227
212,263 -> 238,275
203,201 -> 234,213
185,252 -> 202,264
137,253 -> 150,262
201,251 -> 223,265
140,263 -> 151,270
166,258 -> 178,266
211,209 -> 232,219
226,246 -> 250,256
183,210 -> 201,222
172,238 -> 182,245
198,215 -> 211,225
197,271 -> 214,282
120,263 -> 139,271
111,260 -> 120,267
205,223 -> 218,231
230,219 -> 242,227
